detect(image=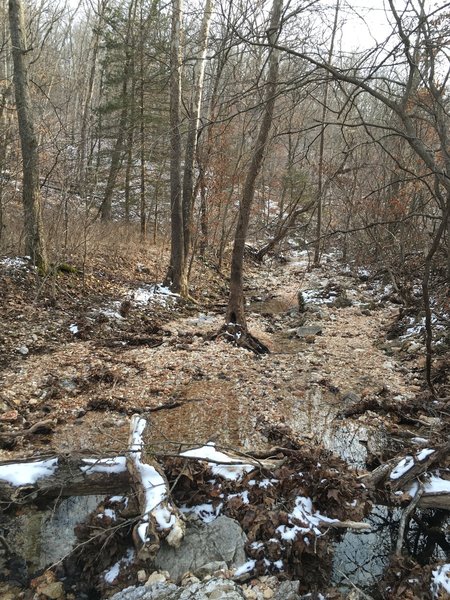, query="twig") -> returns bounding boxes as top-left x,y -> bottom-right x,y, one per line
395,480 -> 424,556
336,569 -> 375,600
